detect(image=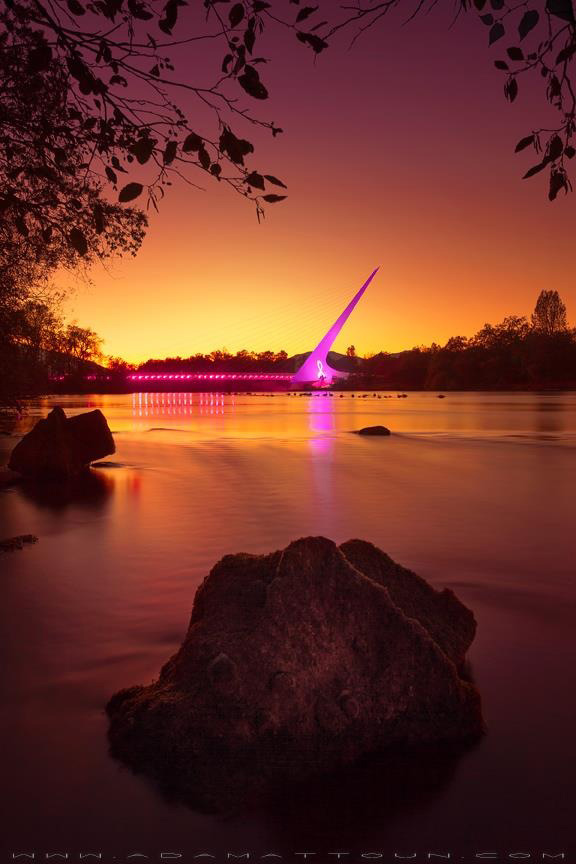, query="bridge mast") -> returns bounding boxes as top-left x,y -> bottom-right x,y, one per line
291,268 -> 379,388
